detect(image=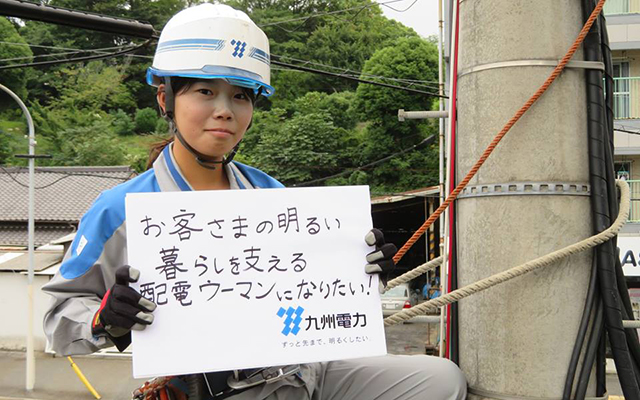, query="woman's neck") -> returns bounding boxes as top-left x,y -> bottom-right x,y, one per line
170,143 -> 230,190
